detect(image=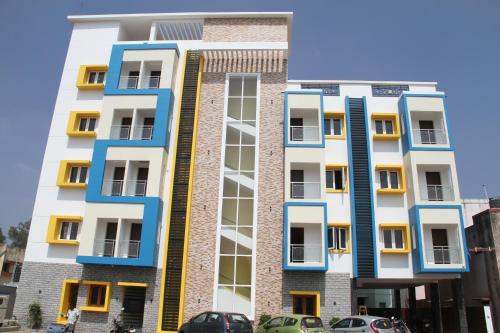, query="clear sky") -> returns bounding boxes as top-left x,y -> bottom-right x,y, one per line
0,0 -> 499,231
